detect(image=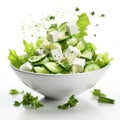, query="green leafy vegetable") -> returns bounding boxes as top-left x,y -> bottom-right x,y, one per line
91,11 -> 95,16
58,95 -> 78,110
92,89 -> 106,97
75,7 -> 79,11
10,89 -> 44,109
23,40 -> 35,57
49,16 -> 55,20
92,89 -> 115,104
21,92 -> 44,108
9,89 -> 19,95
76,13 -> 90,31
8,50 -> 27,68
100,14 -> 105,17
95,52 -> 113,67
